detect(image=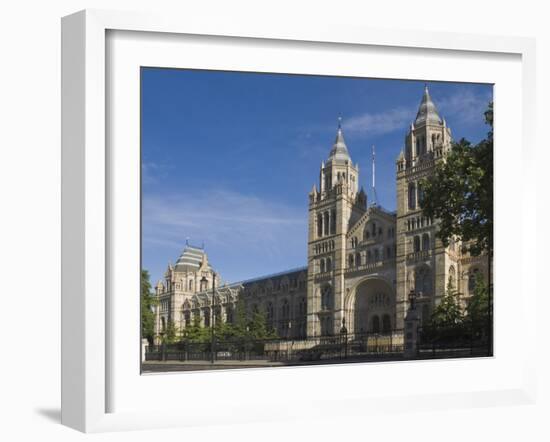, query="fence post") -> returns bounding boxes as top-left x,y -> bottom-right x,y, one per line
404,293 -> 420,359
